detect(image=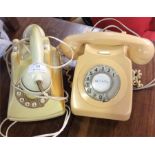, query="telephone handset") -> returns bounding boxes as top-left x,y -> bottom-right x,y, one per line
7,25 -> 65,121
60,31 -> 154,64
60,31 -> 155,120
